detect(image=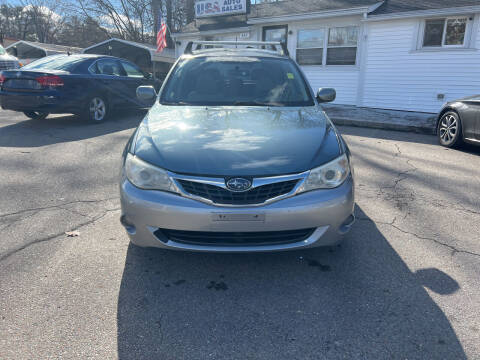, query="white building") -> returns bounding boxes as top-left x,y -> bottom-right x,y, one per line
172,0 -> 480,113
